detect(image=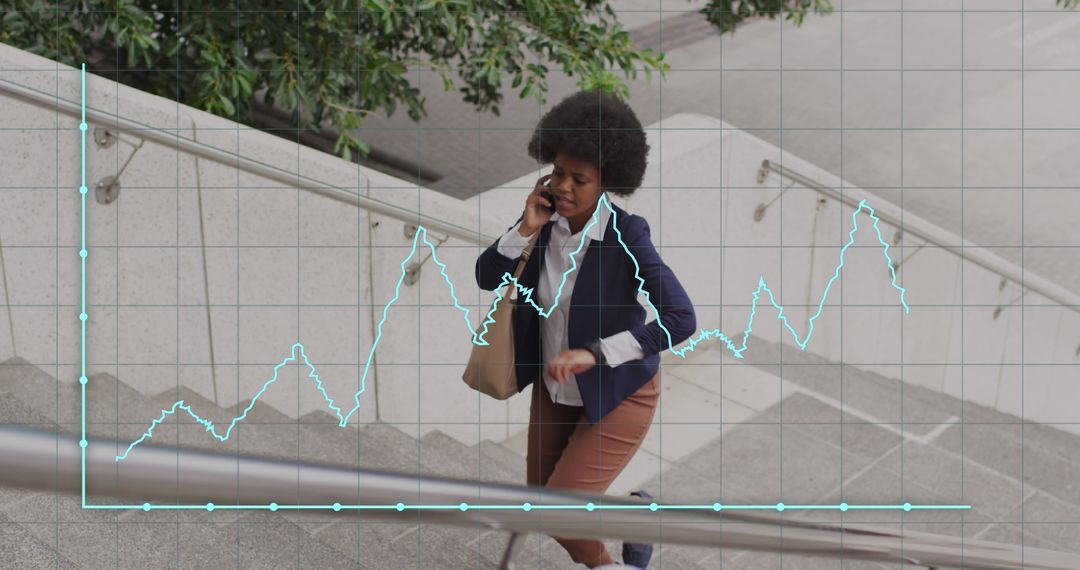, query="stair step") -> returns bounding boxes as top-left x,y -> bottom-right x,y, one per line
473,440 -> 526,483
284,419 -> 483,568
356,422 -> 421,473
412,431 -> 489,566
0,388 -> 57,429
307,519 -> 489,569
0,356 -> 69,430
225,511 -> 360,569
0,511 -> 83,569
465,439 -> 558,567
273,412 -> 423,566
282,426 -> 499,569
124,511 -> 363,569
474,531 -> 584,569
0,358 -> 183,445
418,430 -> 477,480
146,389 -> 377,564
292,410 -> 425,474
